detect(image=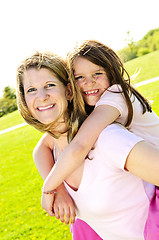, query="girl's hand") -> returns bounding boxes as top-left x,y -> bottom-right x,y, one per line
41,192 -> 55,216
53,185 -> 76,225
